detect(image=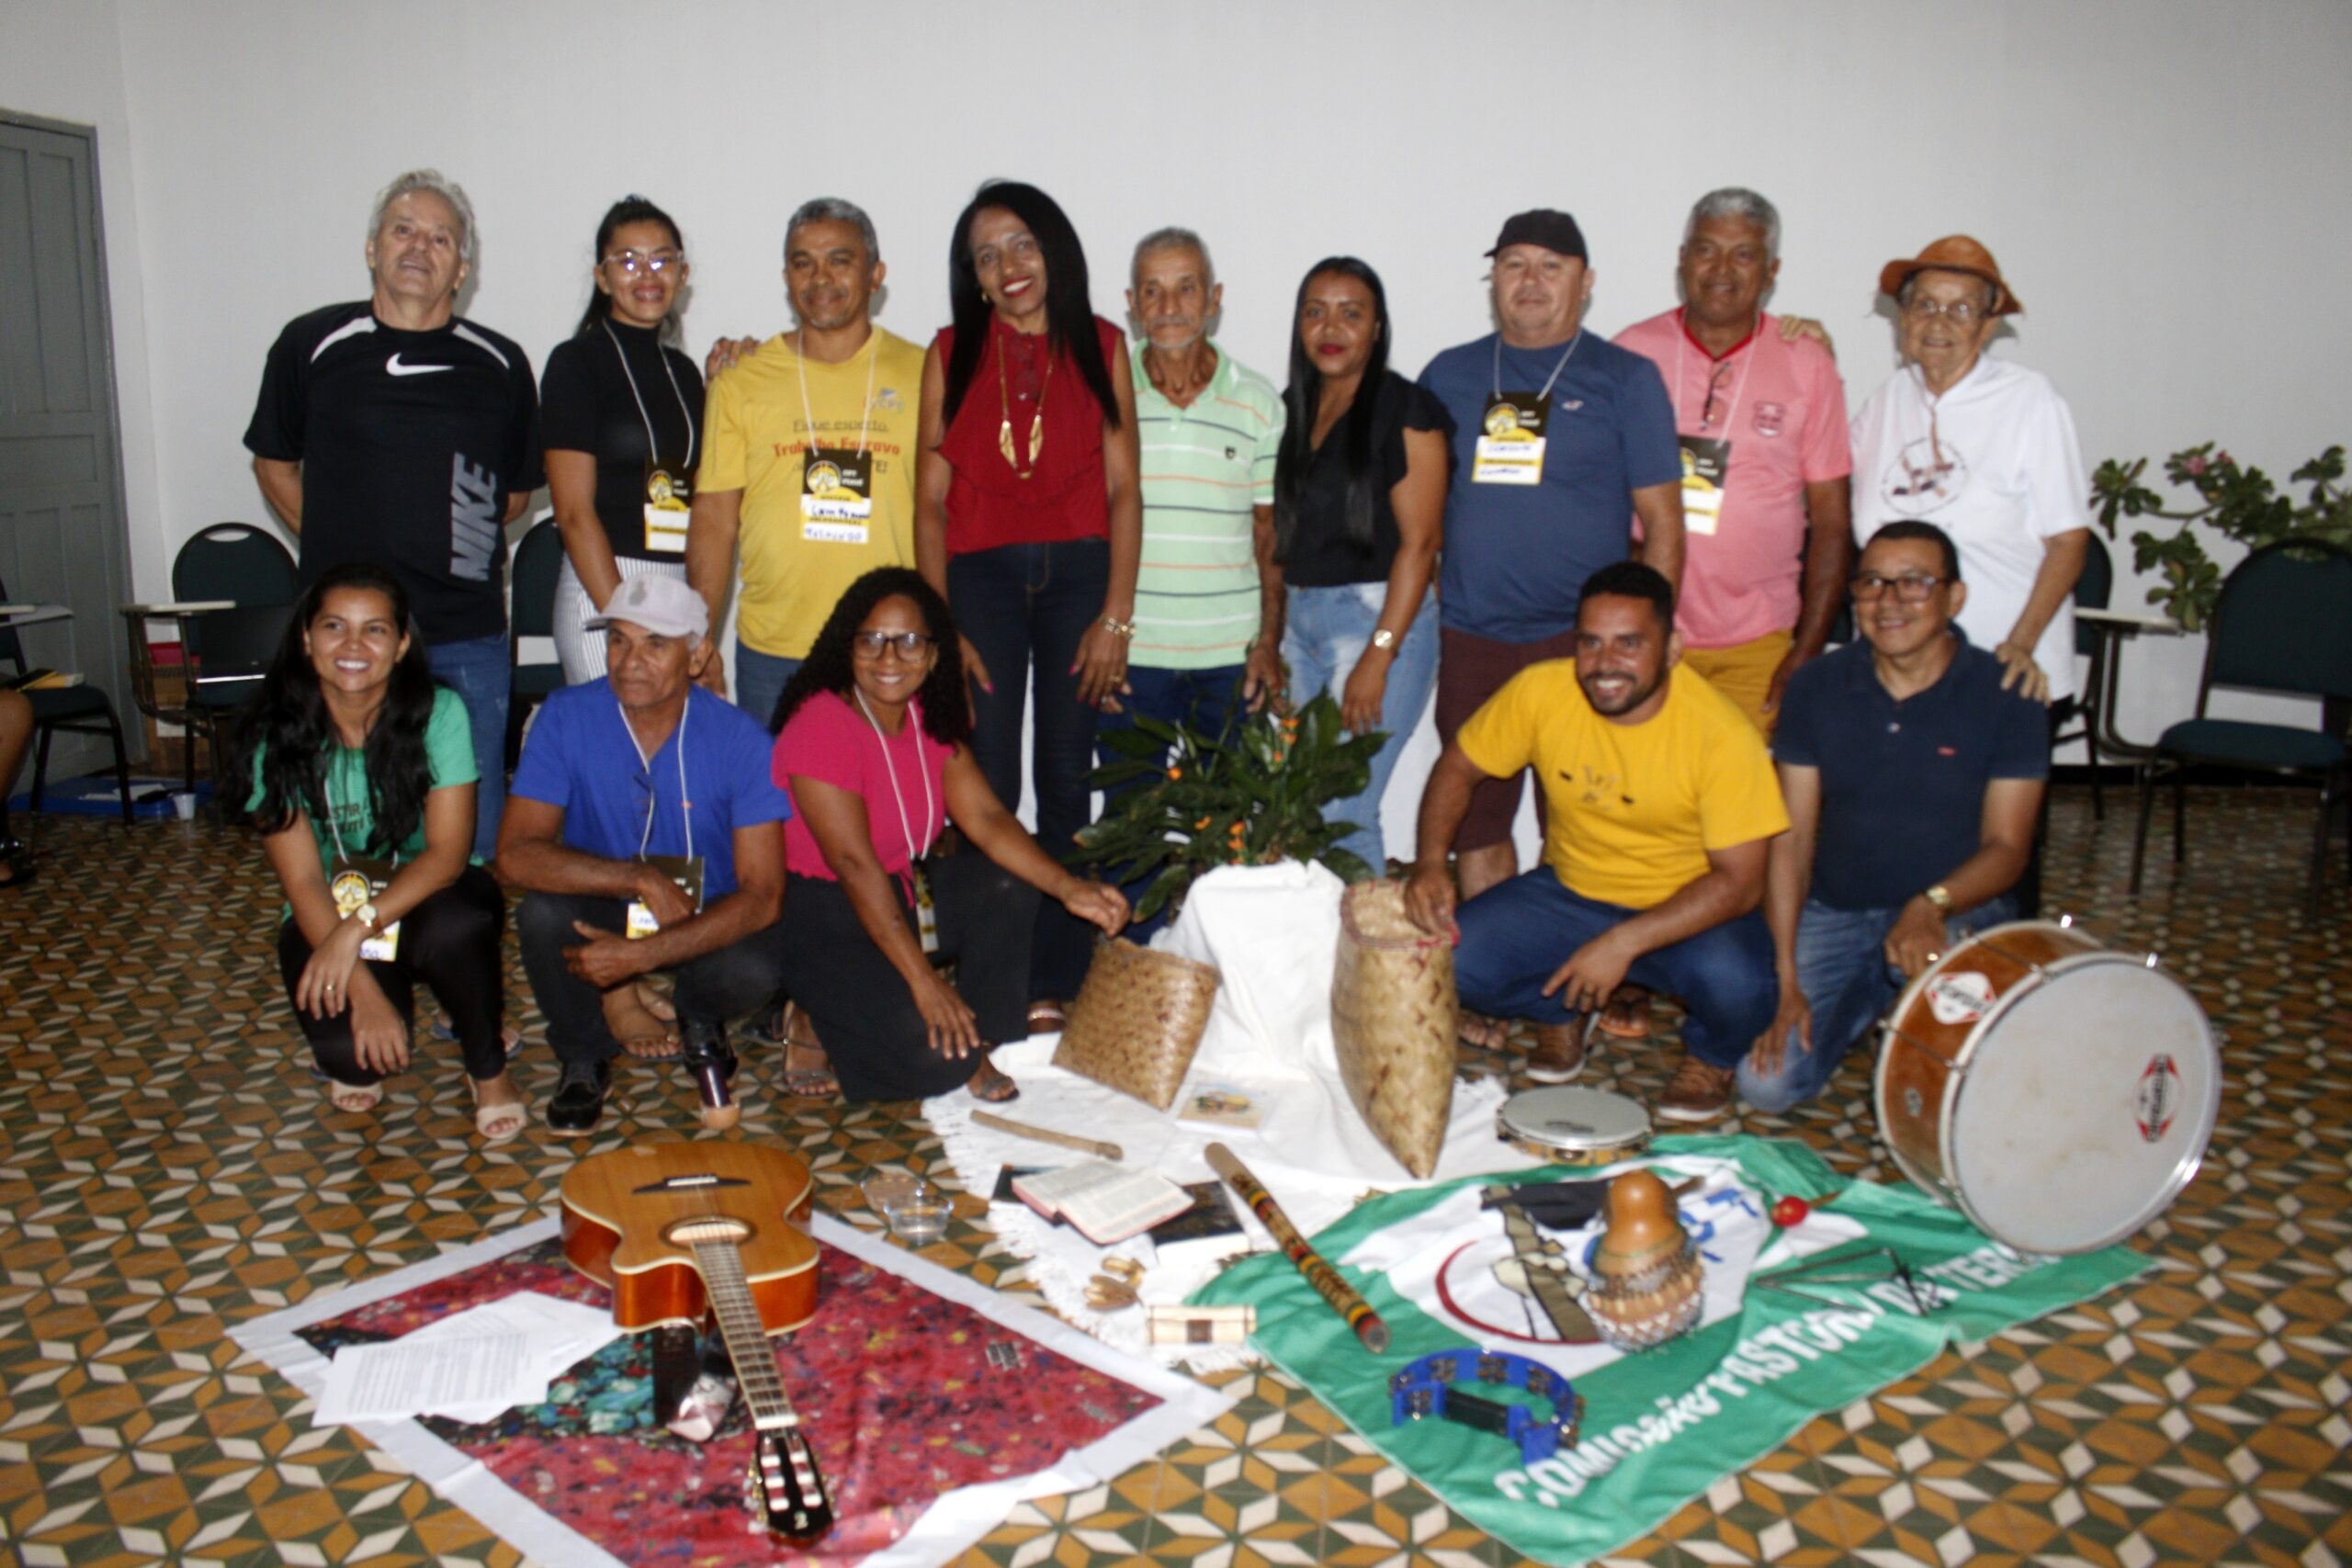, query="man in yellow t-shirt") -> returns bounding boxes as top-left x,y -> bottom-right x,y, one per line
687,197 -> 925,730
1406,561 -> 1787,1121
